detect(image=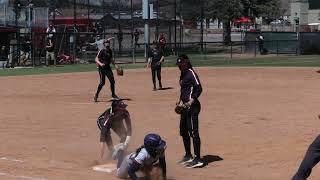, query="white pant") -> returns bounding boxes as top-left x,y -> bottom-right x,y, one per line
116,155 -> 131,179
0,61 -> 7,69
